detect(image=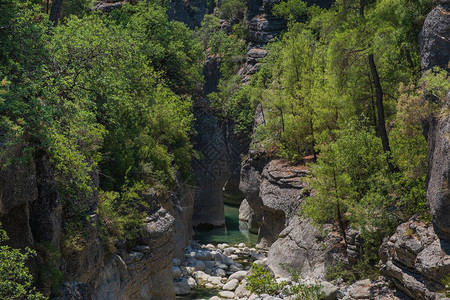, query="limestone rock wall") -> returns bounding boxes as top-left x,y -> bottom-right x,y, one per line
380,218 -> 450,300
380,2 -> 450,299
191,99 -> 230,227
0,150 -> 189,299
